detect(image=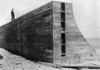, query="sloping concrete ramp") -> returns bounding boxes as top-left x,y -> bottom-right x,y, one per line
65,3 -> 97,63
53,1 -> 98,64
